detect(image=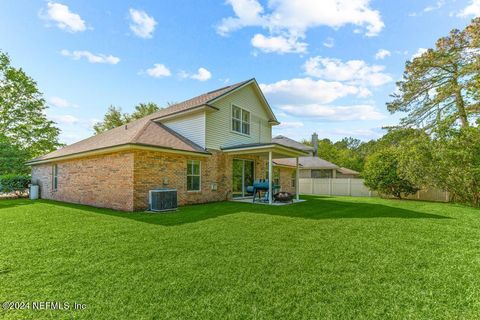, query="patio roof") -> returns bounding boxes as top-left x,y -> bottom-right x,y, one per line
221,143 -> 309,158
272,135 -> 313,153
